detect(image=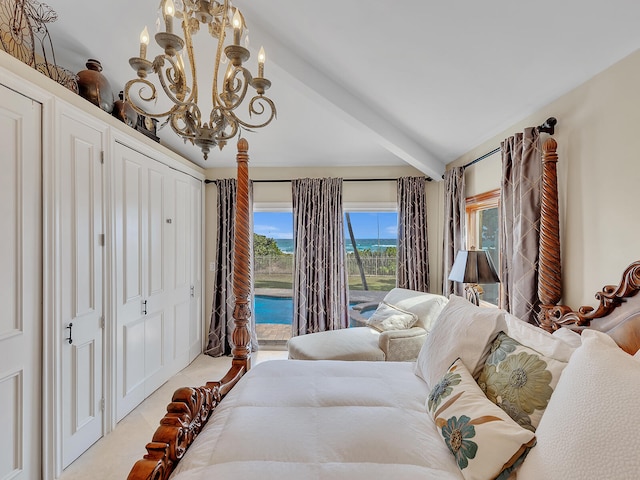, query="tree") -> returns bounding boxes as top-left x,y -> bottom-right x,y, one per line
253,233 -> 284,256
345,212 -> 368,290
